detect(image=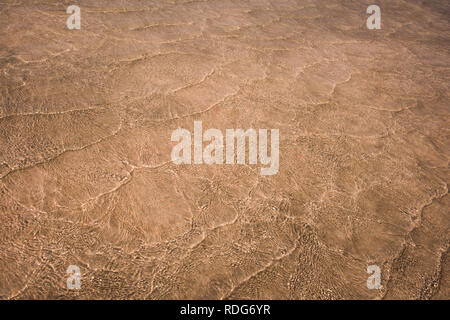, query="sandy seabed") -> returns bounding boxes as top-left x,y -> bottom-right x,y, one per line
0,0 -> 449,299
